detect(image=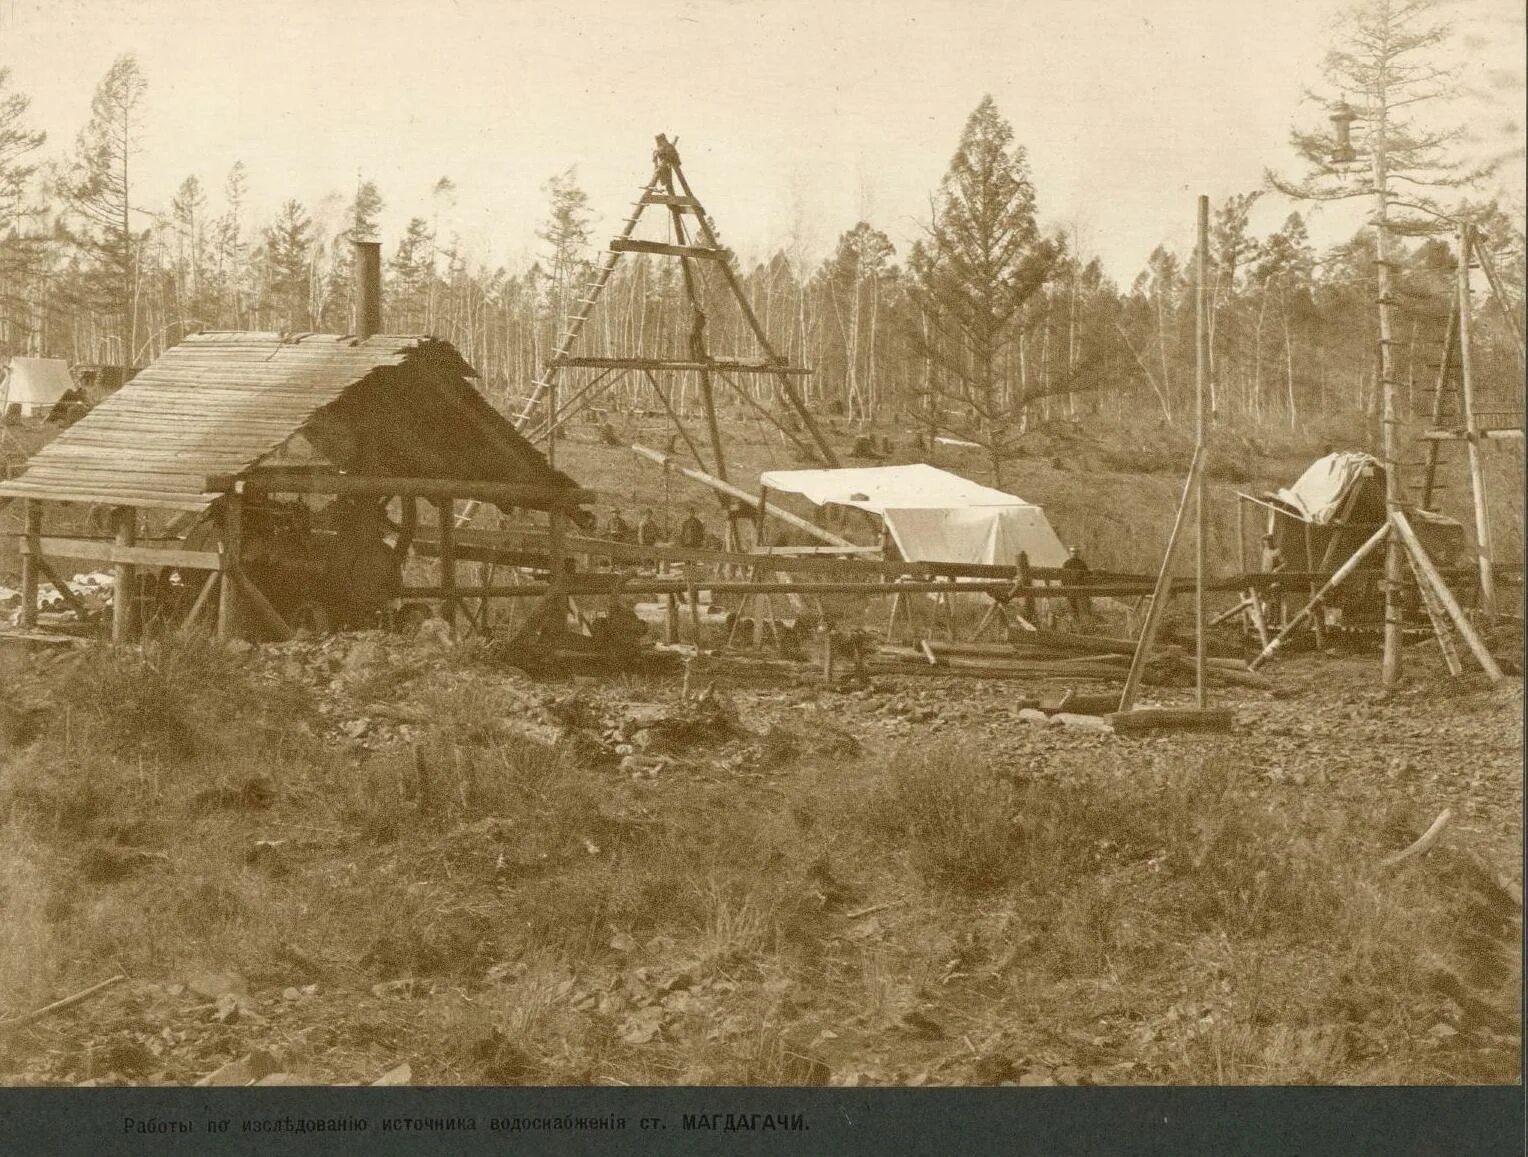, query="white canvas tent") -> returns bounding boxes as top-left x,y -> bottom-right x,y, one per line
1273,450 -> 1378,526
758,464 -> 1070,569
1,357 -> 74,417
